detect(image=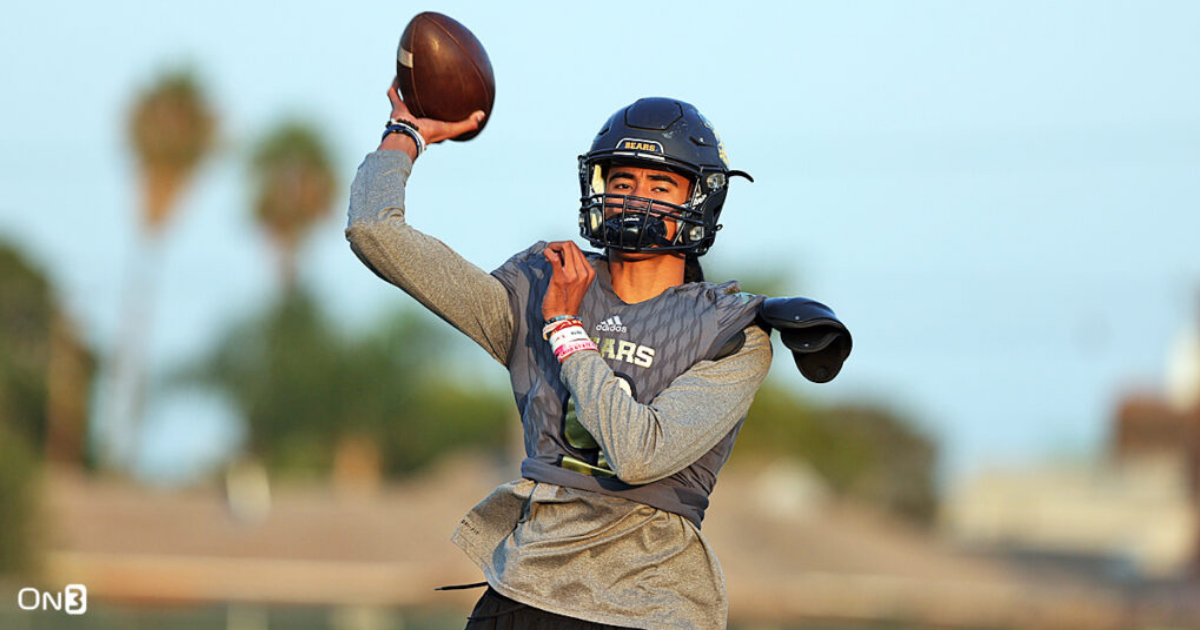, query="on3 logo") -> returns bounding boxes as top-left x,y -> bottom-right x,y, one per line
17,584 -> 87,615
